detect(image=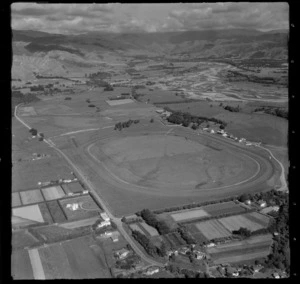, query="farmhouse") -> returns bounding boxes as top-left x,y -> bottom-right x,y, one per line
206,243 -> 216,248
115,248 -> 130,260
260,206 -> 279,214
97,219 -> 111,228
194,251 -> 206,260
